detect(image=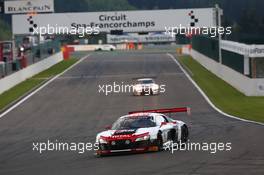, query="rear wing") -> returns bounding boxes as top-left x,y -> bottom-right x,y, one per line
128,107 -> 191,115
